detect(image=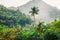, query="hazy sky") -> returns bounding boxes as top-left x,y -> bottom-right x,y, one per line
0,0 -> 60,9
43,0 -> 60,9
0,0 -> 30,7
